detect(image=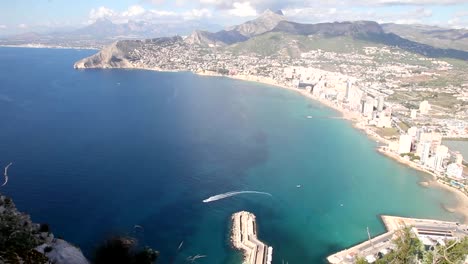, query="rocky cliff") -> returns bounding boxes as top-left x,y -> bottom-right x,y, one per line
74,36 -> 183,69
228,9 -> 286,38
74,40 -> 142,69
0,193 -> 89,264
